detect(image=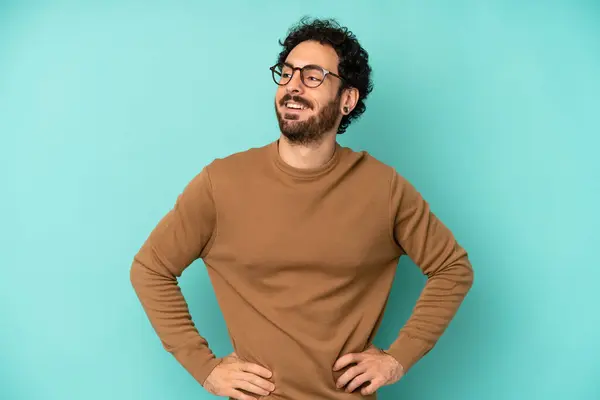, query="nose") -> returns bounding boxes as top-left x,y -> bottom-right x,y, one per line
285,70 -> 304,95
